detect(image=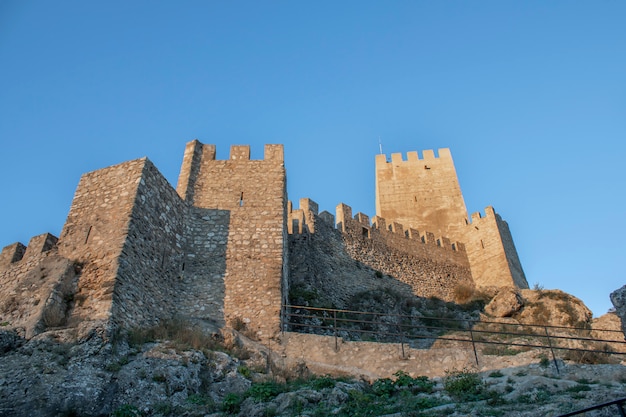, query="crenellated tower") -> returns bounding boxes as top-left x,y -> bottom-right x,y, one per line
176,140 -> 288,339
375,149 -> 528,289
